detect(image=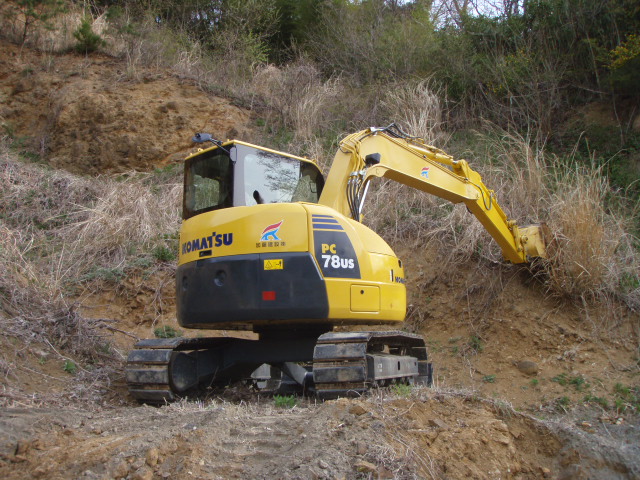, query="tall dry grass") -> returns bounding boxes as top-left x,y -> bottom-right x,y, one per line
0,138 -> 182,363
381,79 -> 449,145
253,62 -> 343,141
61,173 -> 182,270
